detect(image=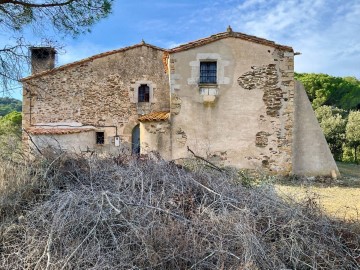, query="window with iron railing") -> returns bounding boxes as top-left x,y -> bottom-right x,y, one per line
199,61 -> 217,84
